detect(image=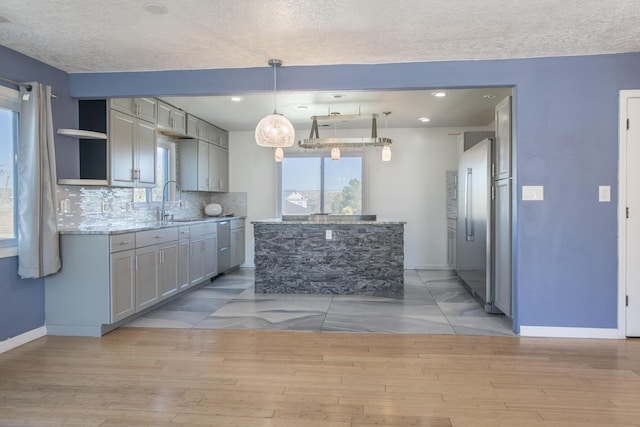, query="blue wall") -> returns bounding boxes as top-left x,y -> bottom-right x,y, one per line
69,53 -> 640,332
0,45 -> 76,341
3,41 -> 639,336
